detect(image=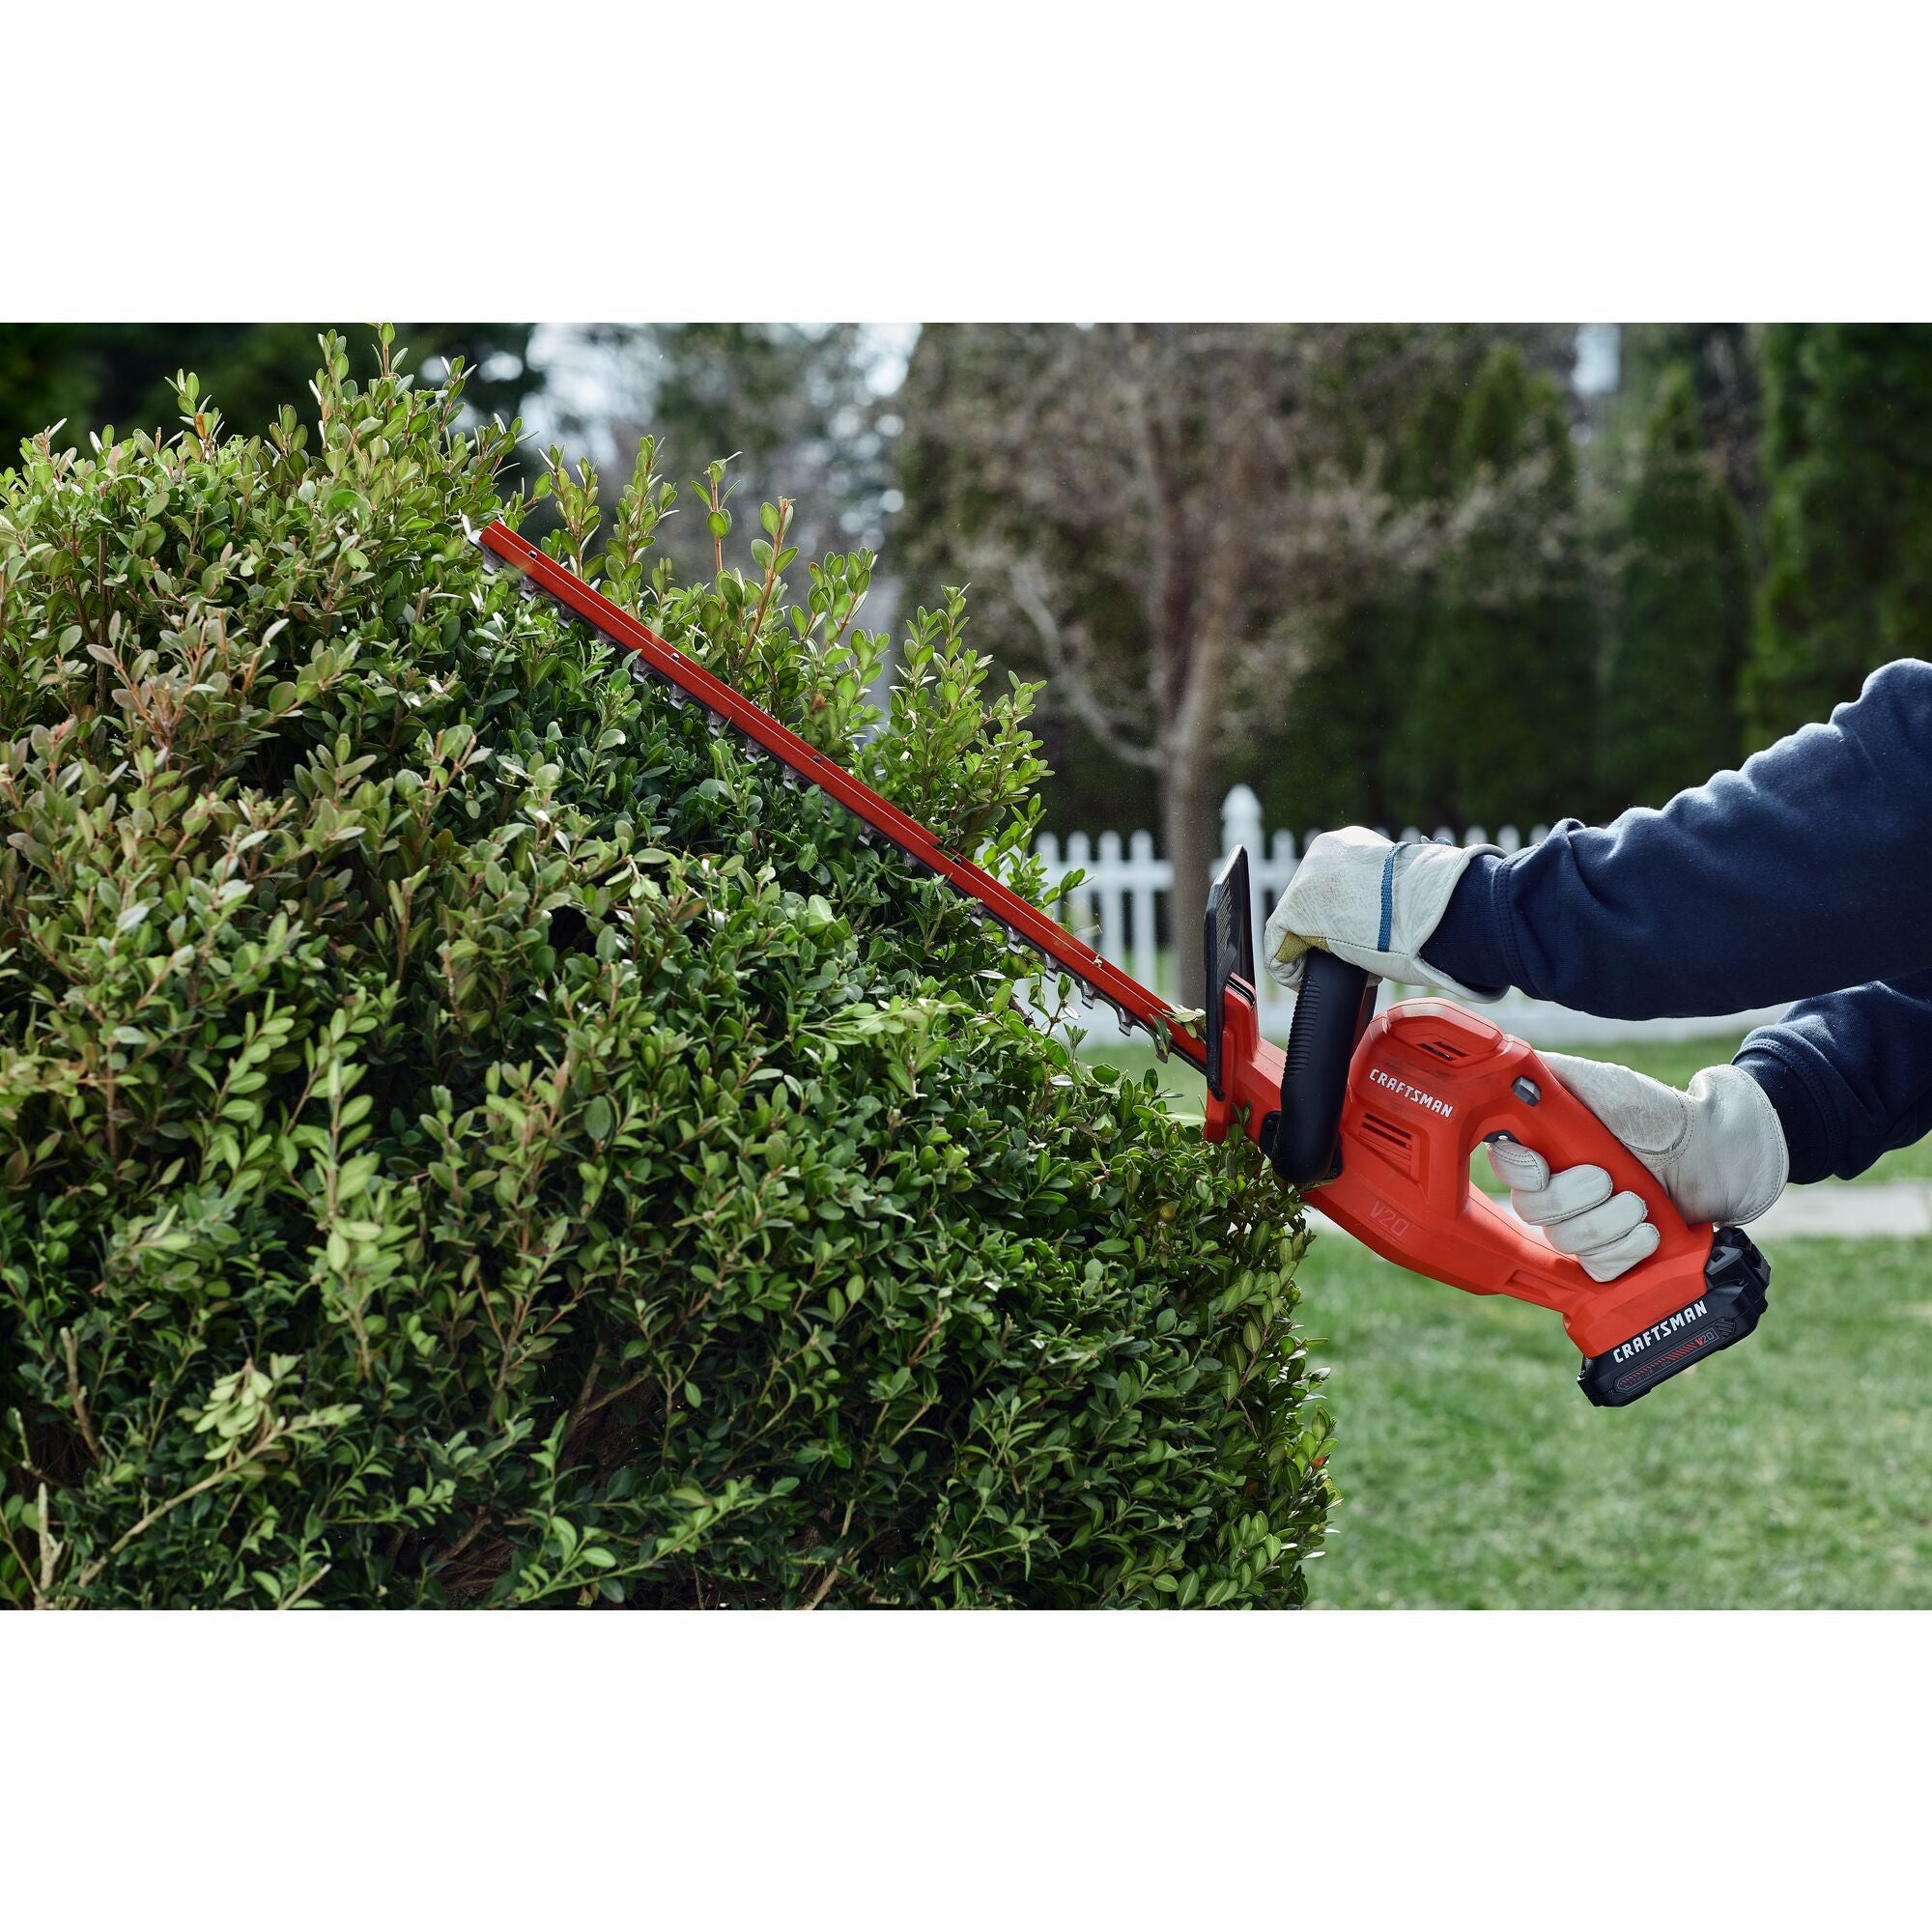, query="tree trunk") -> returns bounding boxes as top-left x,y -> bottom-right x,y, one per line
1164,760 -> 1219,1011
1127,332 -> 1258,1012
